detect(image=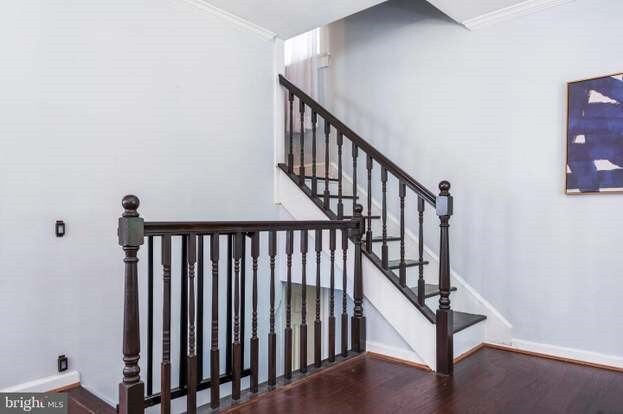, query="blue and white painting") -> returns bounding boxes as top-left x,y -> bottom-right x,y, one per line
567,73 -> 623,193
